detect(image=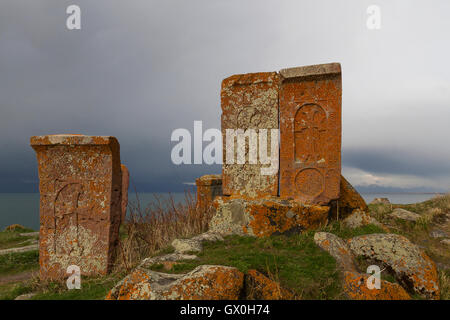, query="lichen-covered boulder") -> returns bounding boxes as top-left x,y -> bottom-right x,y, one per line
342,210 -> 385,230
140,253 -> 198,268
106,265 -> 244,300
171,238 -> 202,254
348,233 -> 440,299
210,197 -> 329,237
314,232 -> 357,272
342,271 -> 411,300
245,269 -> 295,300
389,208 -> 420,222
339,176 -> 368,215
